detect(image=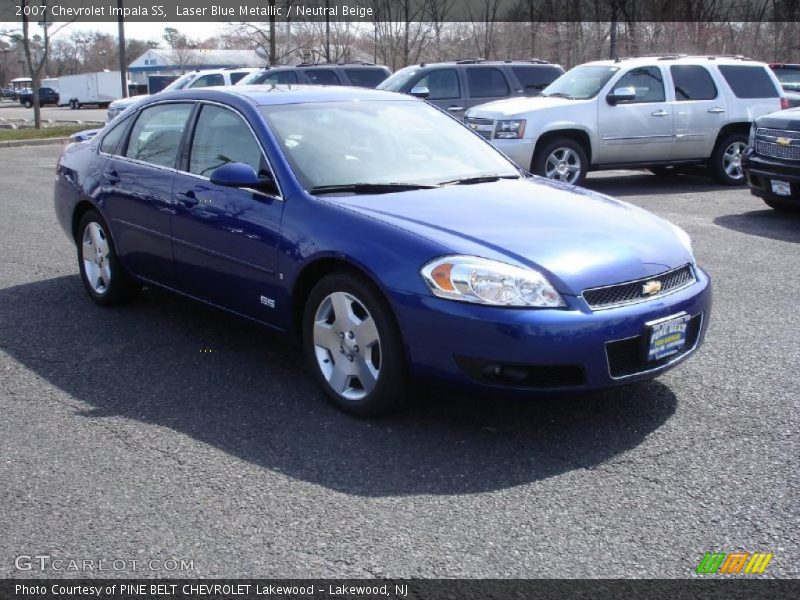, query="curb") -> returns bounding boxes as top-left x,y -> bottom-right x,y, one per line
0,137 -> 70,148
